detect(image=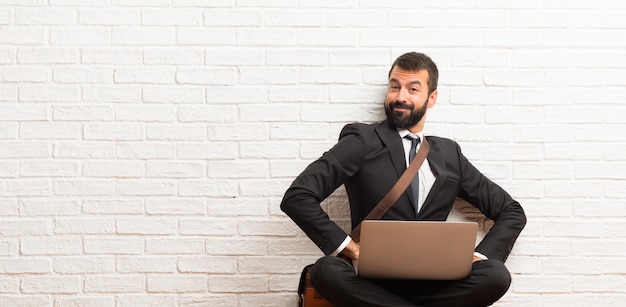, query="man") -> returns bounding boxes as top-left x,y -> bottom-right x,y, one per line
281,52 -> 526,307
